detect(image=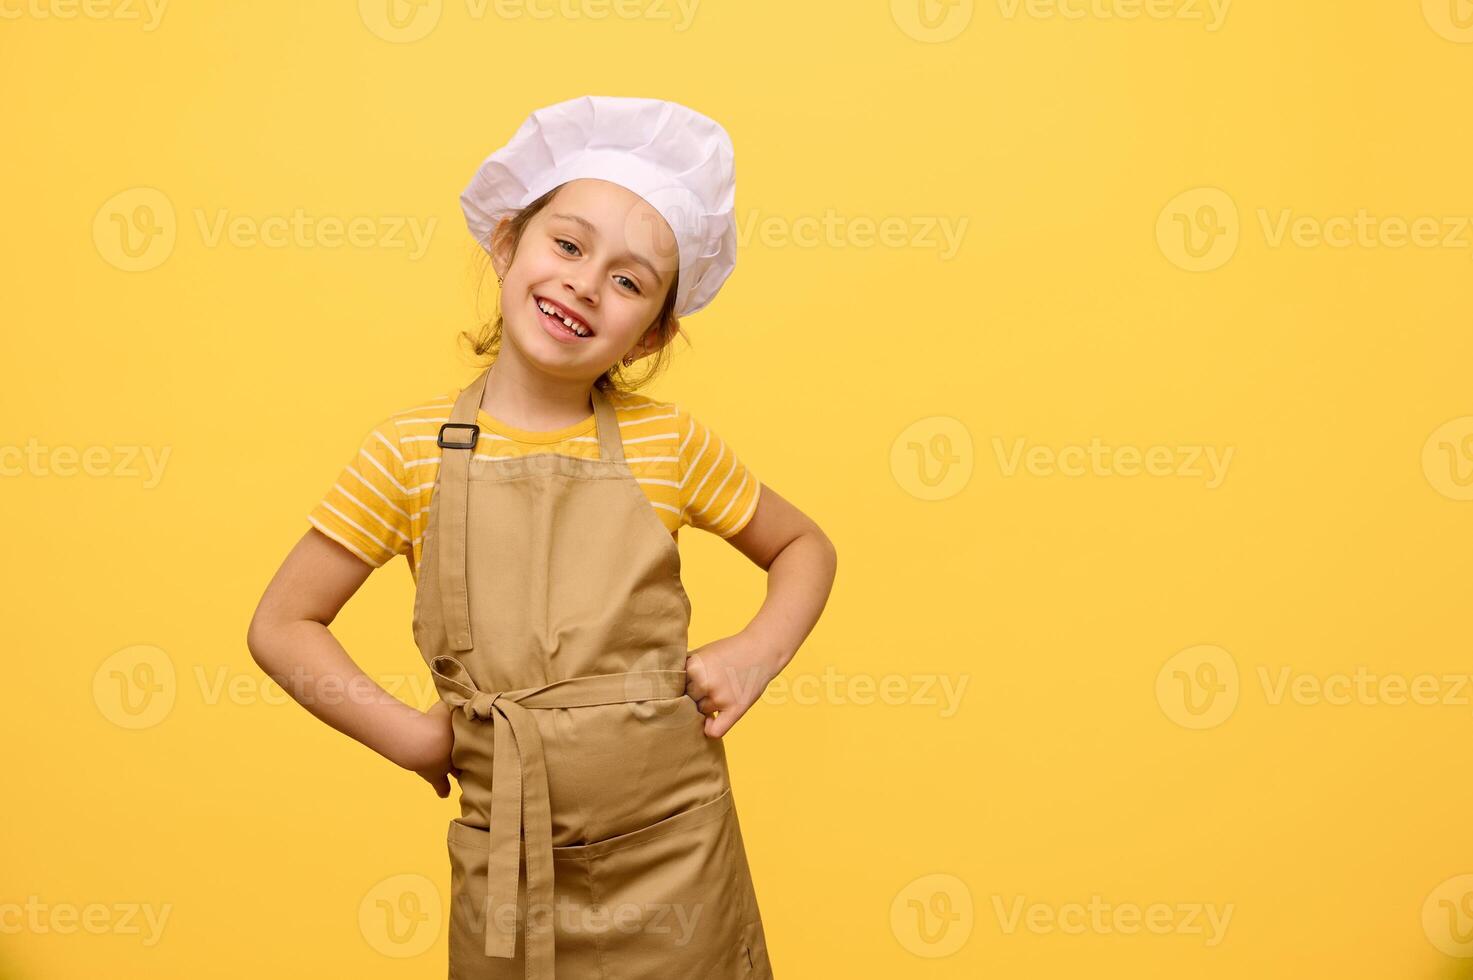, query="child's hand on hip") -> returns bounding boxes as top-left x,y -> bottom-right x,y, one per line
398,699 -> 458,798
684,633 -> 779,738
